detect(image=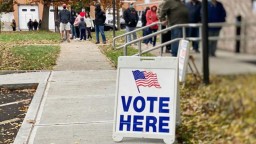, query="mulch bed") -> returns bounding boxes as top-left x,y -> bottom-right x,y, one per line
0,87 -> 36,144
